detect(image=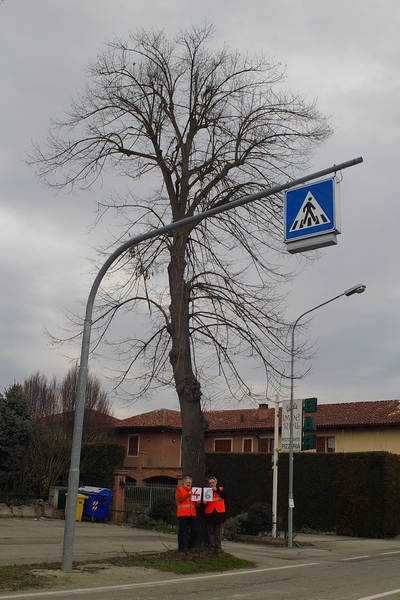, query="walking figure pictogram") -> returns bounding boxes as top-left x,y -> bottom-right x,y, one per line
289,191 -> 330,232
301,198 -> 319,228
